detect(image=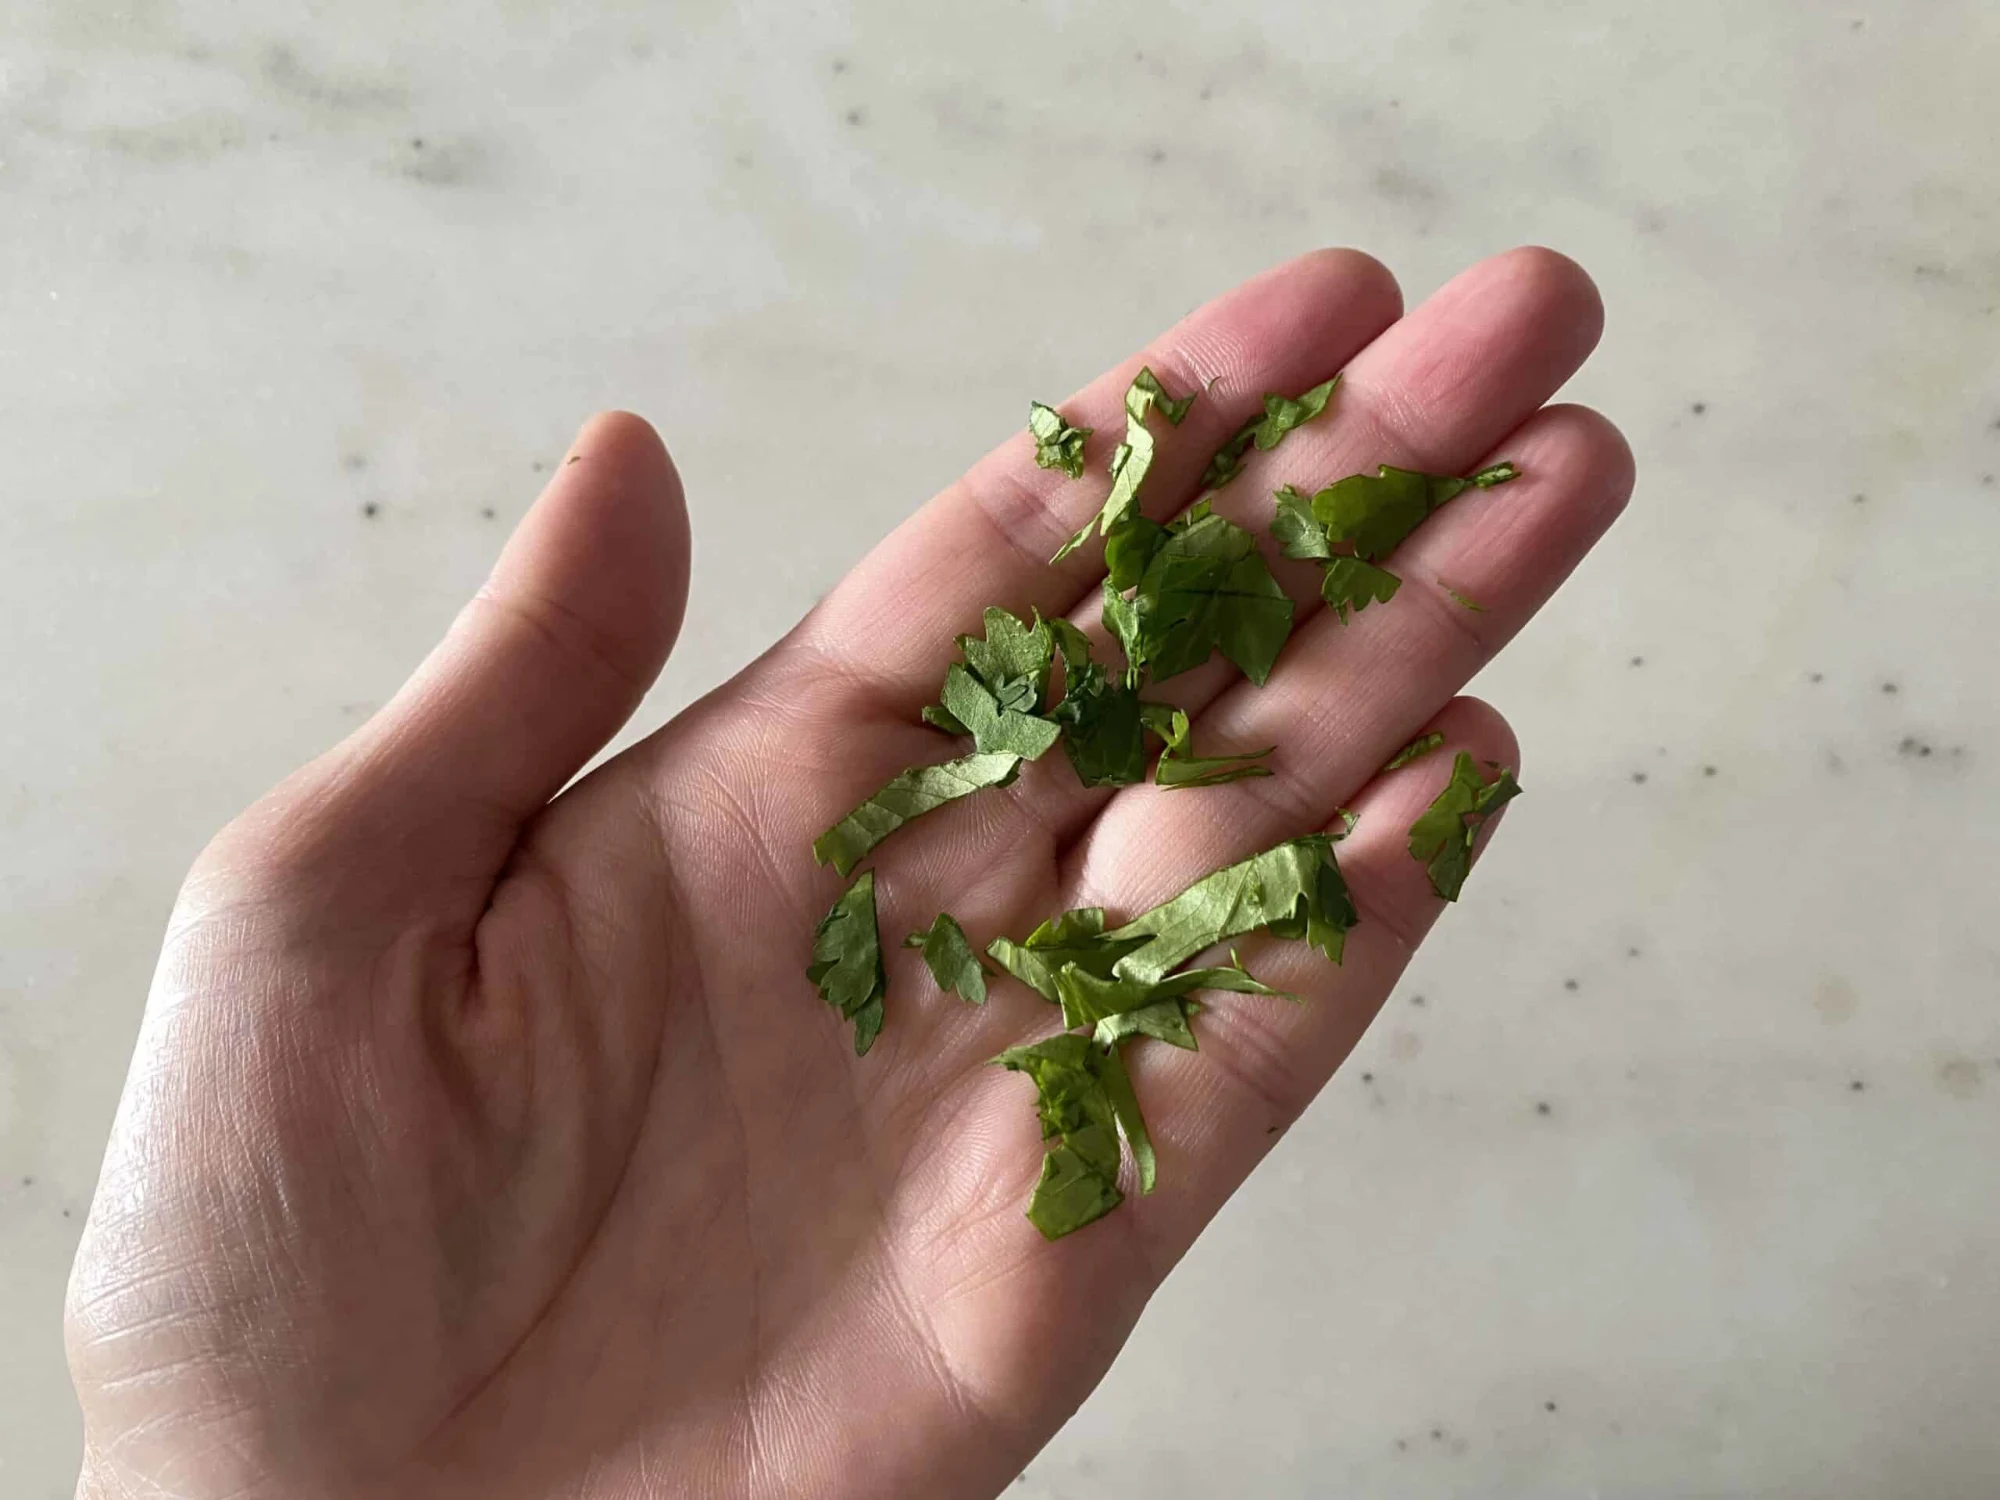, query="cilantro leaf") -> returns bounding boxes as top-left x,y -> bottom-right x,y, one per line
1275,463 -> 1518,623
939,663 -> 1063,759
813,752 -> 1024,876
987,907 -> 1148,1003
1383,731 -> 1445,772
1028,401 -> 1092,479
1150,705 -> 1274,790
807,870 -> 888,1056
1104,833 -> 1358,983
1048,620 -> 1154,786
1051,367 -> 1197,562
995,1034 -> 1127,1238
1407,751 -> 1523,901
1113,505 -> 1294,685
1198,375 -> 1340,493
903,912 -> 990,1005
1318,556 -> 1402,621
